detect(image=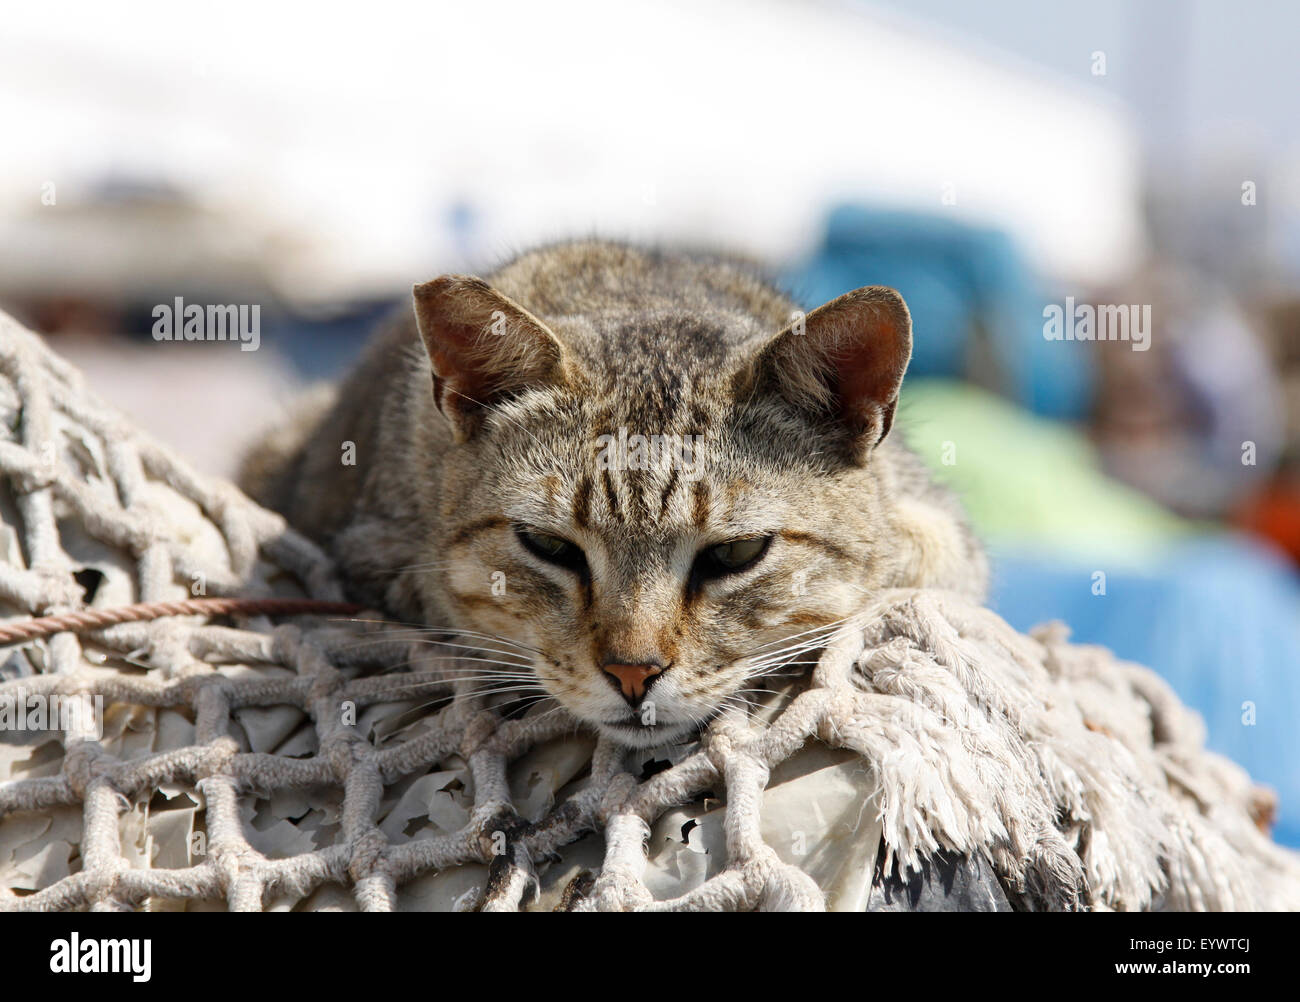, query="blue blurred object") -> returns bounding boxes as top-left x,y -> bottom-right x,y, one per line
264,300 -> 396,381
782,204 -> 1094,420
989,536 -> 1300,847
